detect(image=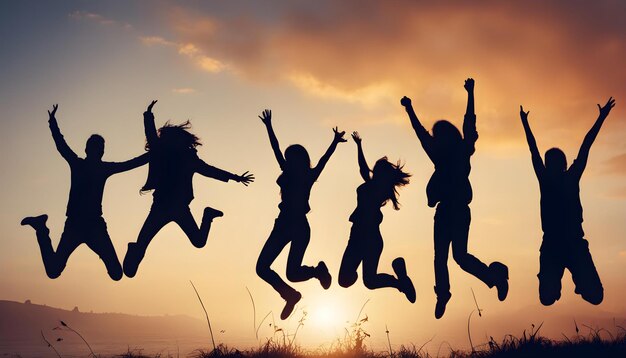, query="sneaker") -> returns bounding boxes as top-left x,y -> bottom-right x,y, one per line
392,258 -> 416,303
317,261 -> 332,290
434,290 -> 452,319
490,262 -> 509,301
203,207 -> 224,221
20,214 -> 48,229
280,291 -> 302,320
123,243 -> 144,278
